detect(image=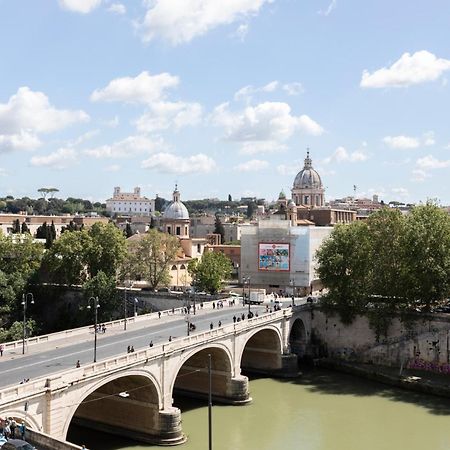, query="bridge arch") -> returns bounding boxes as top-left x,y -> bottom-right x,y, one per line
170,344 -> 234,402
63,369 -> 162,442
0,410 -> 40,431
239,326 -> 283,373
